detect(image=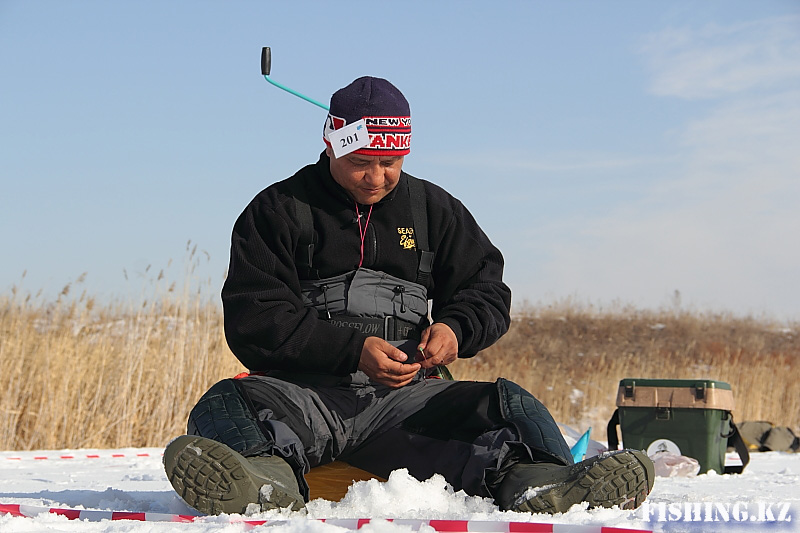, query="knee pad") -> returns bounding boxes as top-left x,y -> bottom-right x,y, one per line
496,378 -> 572,466
187,378 -> 273,456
